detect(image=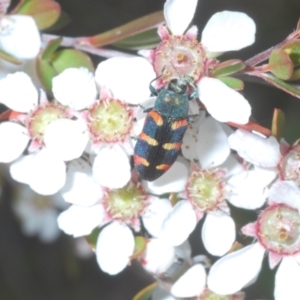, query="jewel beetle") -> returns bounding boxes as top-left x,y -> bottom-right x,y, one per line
134,75 -> 198,181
